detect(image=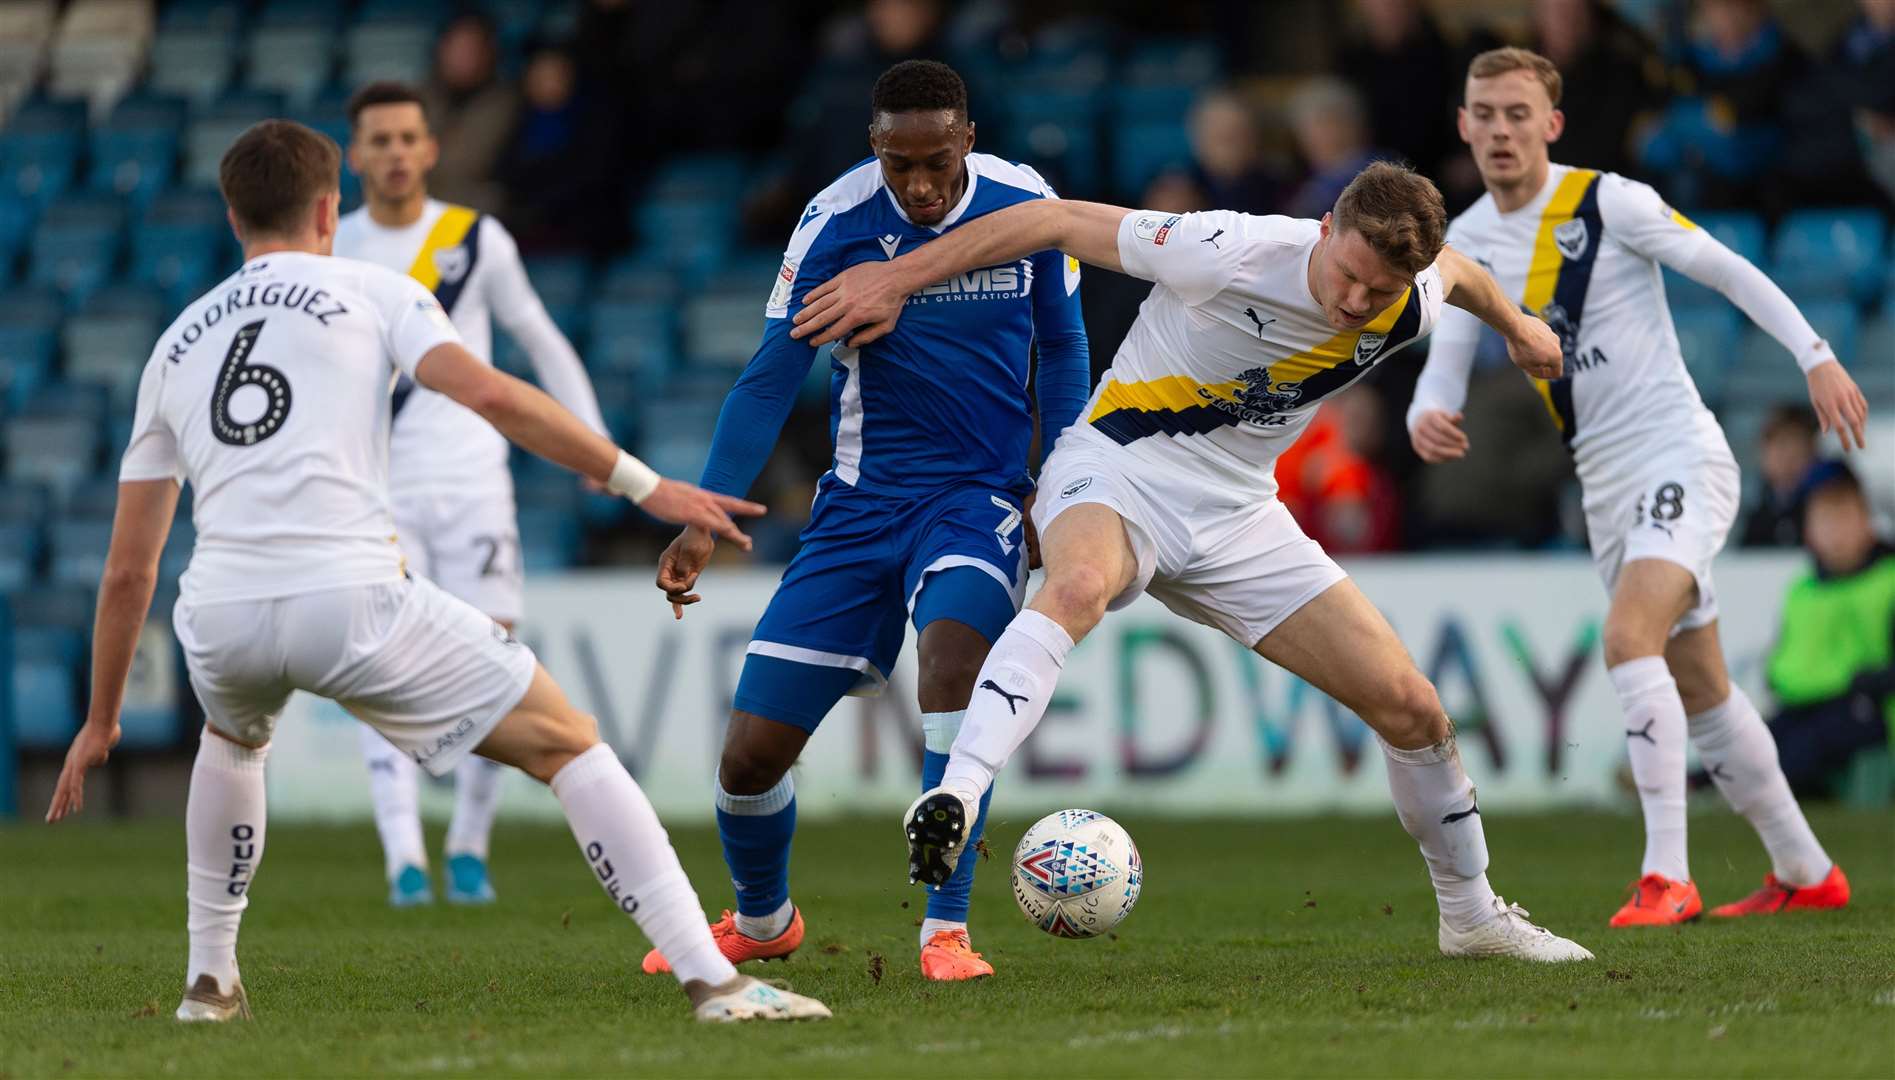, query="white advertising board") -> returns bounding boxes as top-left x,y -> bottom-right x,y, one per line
263,553 -> 1806,822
